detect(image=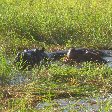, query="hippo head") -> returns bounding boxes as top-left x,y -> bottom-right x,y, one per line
14,47 -> 47,69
